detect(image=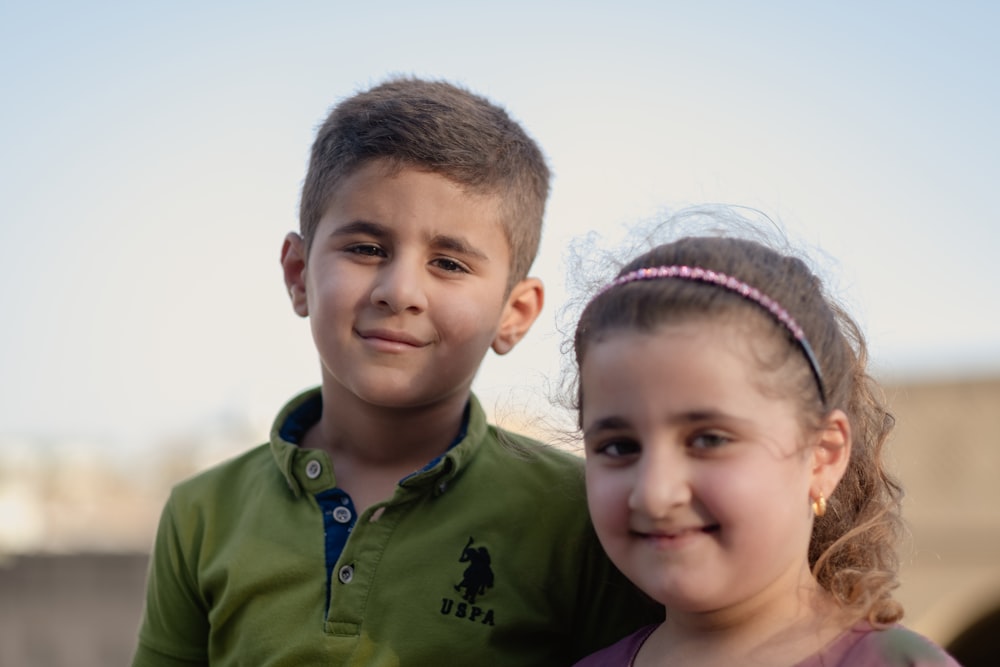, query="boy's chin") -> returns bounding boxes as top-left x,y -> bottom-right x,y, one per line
338,382 -> 468,412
